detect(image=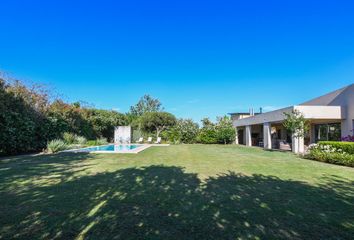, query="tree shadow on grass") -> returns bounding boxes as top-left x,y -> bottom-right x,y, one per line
0,164 -> 353,239
0,152 -> 95,194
